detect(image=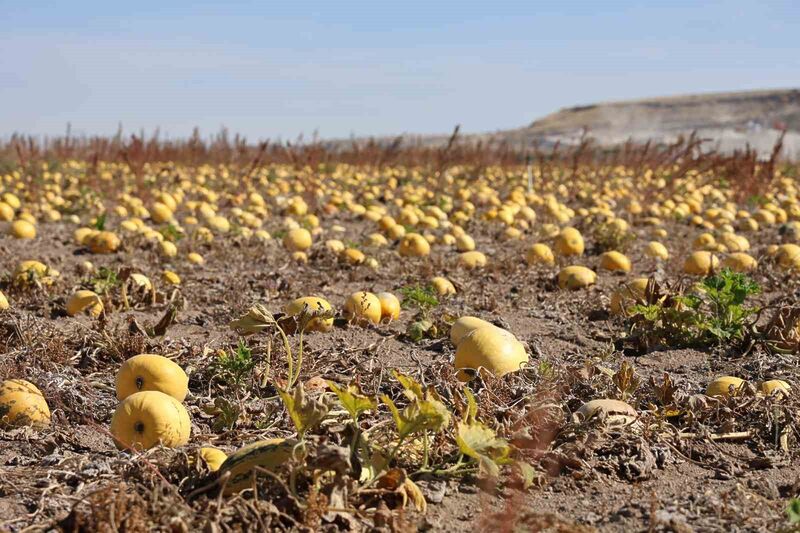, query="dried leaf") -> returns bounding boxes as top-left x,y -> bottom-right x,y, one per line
229,304 -> 274,335
402,477 -> 427,513
278,385 -> 330,437
376,469 -> 427,513
151,304 -> 178,337
327,381 -> 376,421
612,360 -> 640,400
376,467 -> 405,490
